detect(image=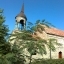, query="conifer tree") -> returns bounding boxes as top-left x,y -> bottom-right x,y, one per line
0,9 -> 25,64
0,9 -> 10,55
